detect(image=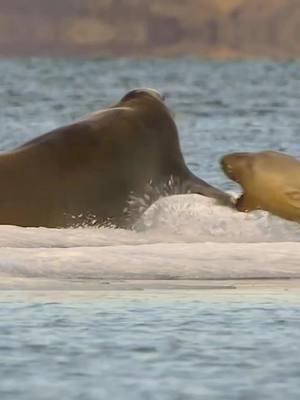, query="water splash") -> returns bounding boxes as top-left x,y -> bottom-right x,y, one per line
125,176 -> 192,226
0,193 -> 298,249
136,194 -> 300,243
